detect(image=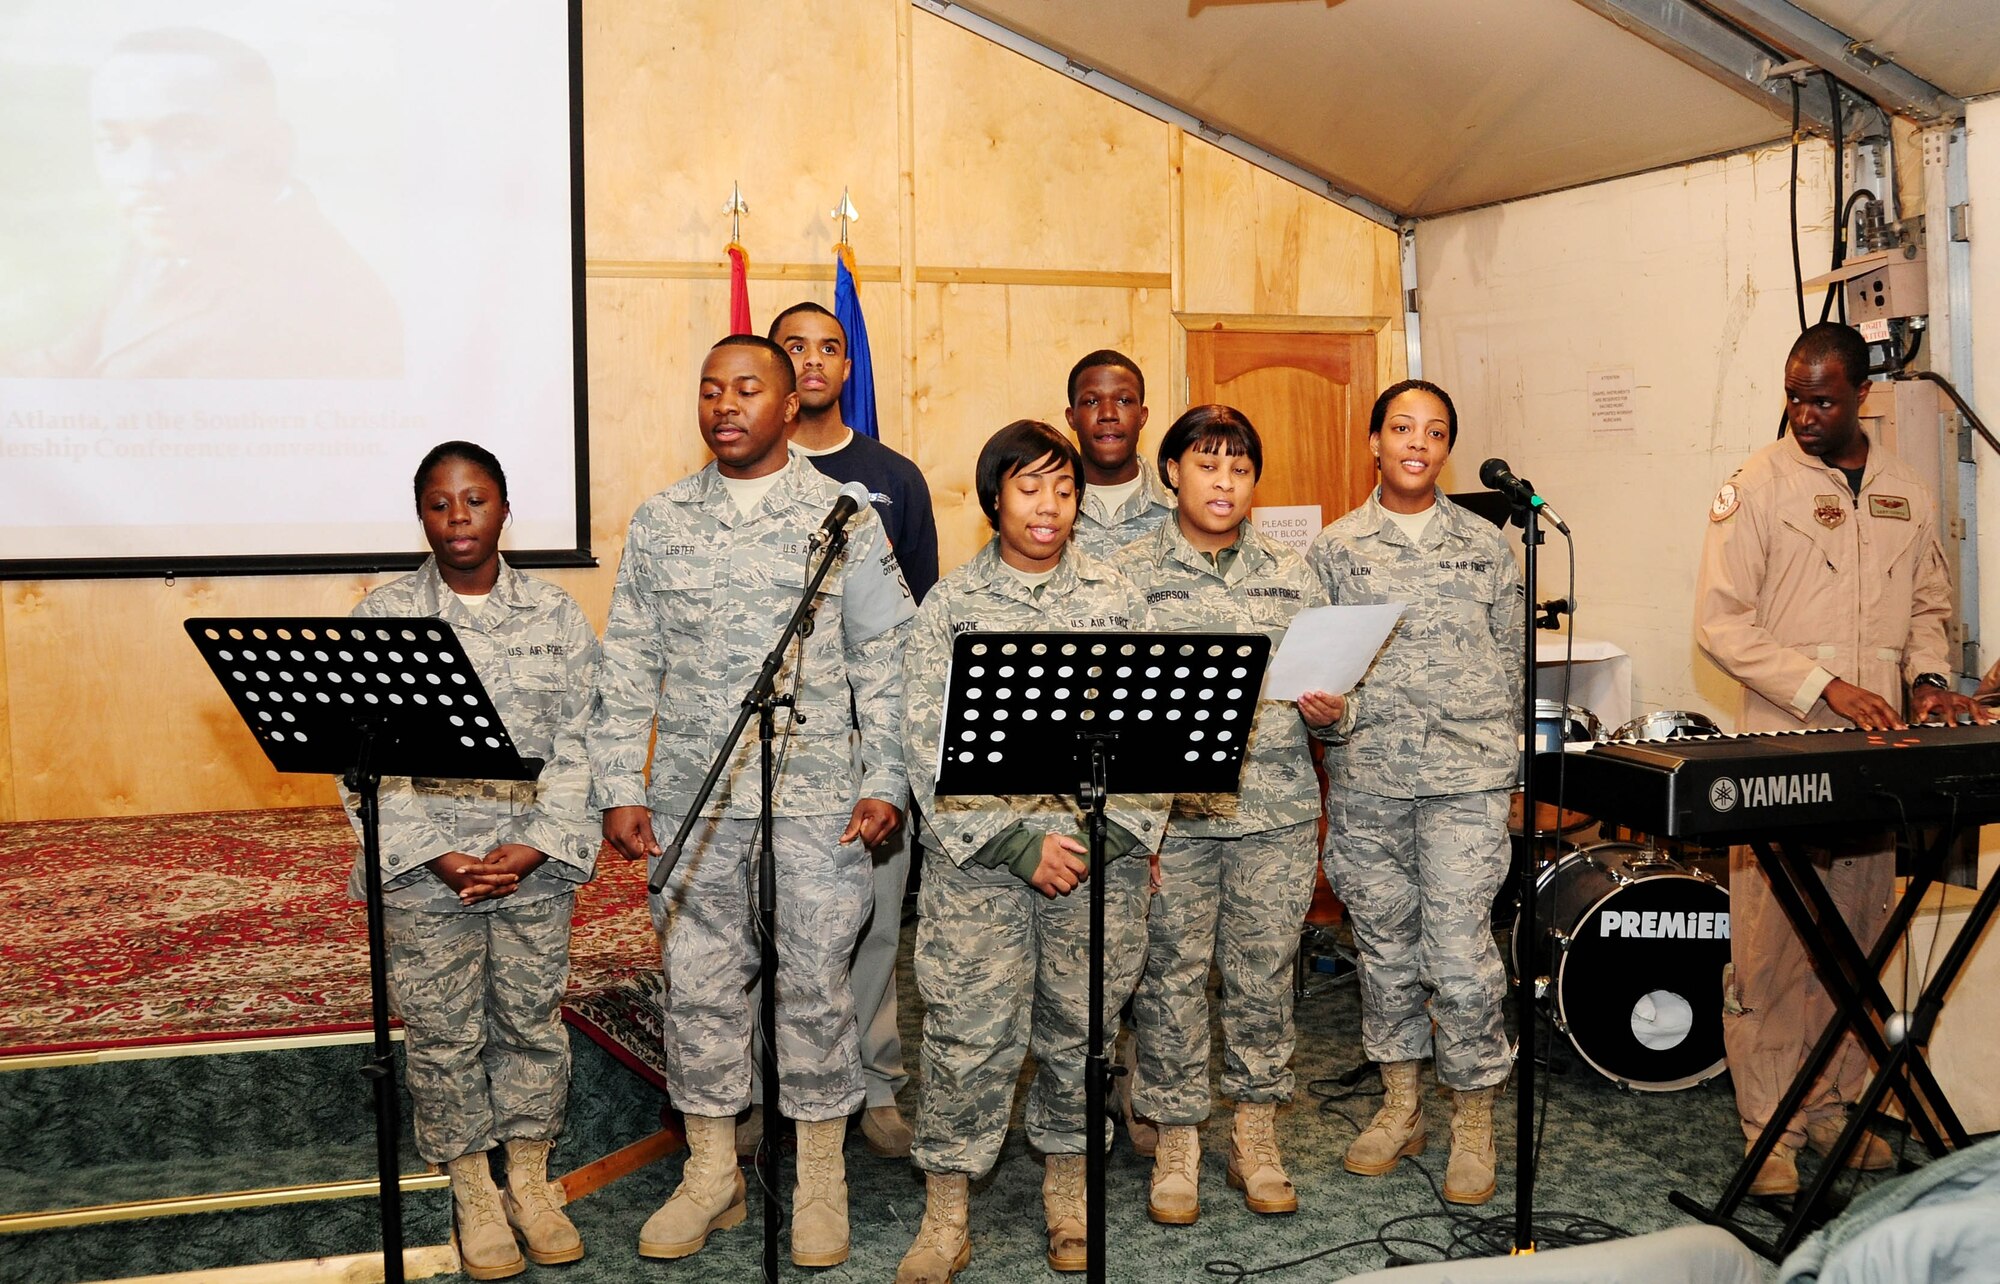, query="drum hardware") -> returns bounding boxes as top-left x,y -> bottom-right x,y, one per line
1513,701 -> 1602,836
1601,712 -> 1726,857
1610,709 -> 1720,744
